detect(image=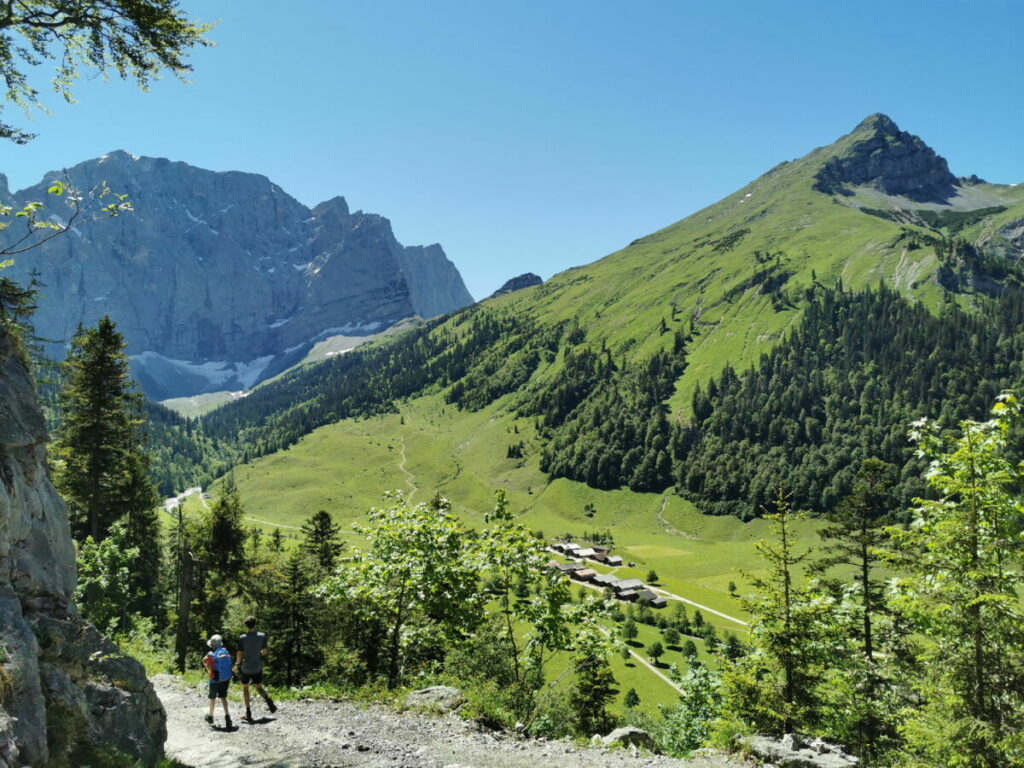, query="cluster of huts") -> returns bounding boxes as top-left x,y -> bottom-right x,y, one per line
548,541 -> 624,566
547,542 -> 667,609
